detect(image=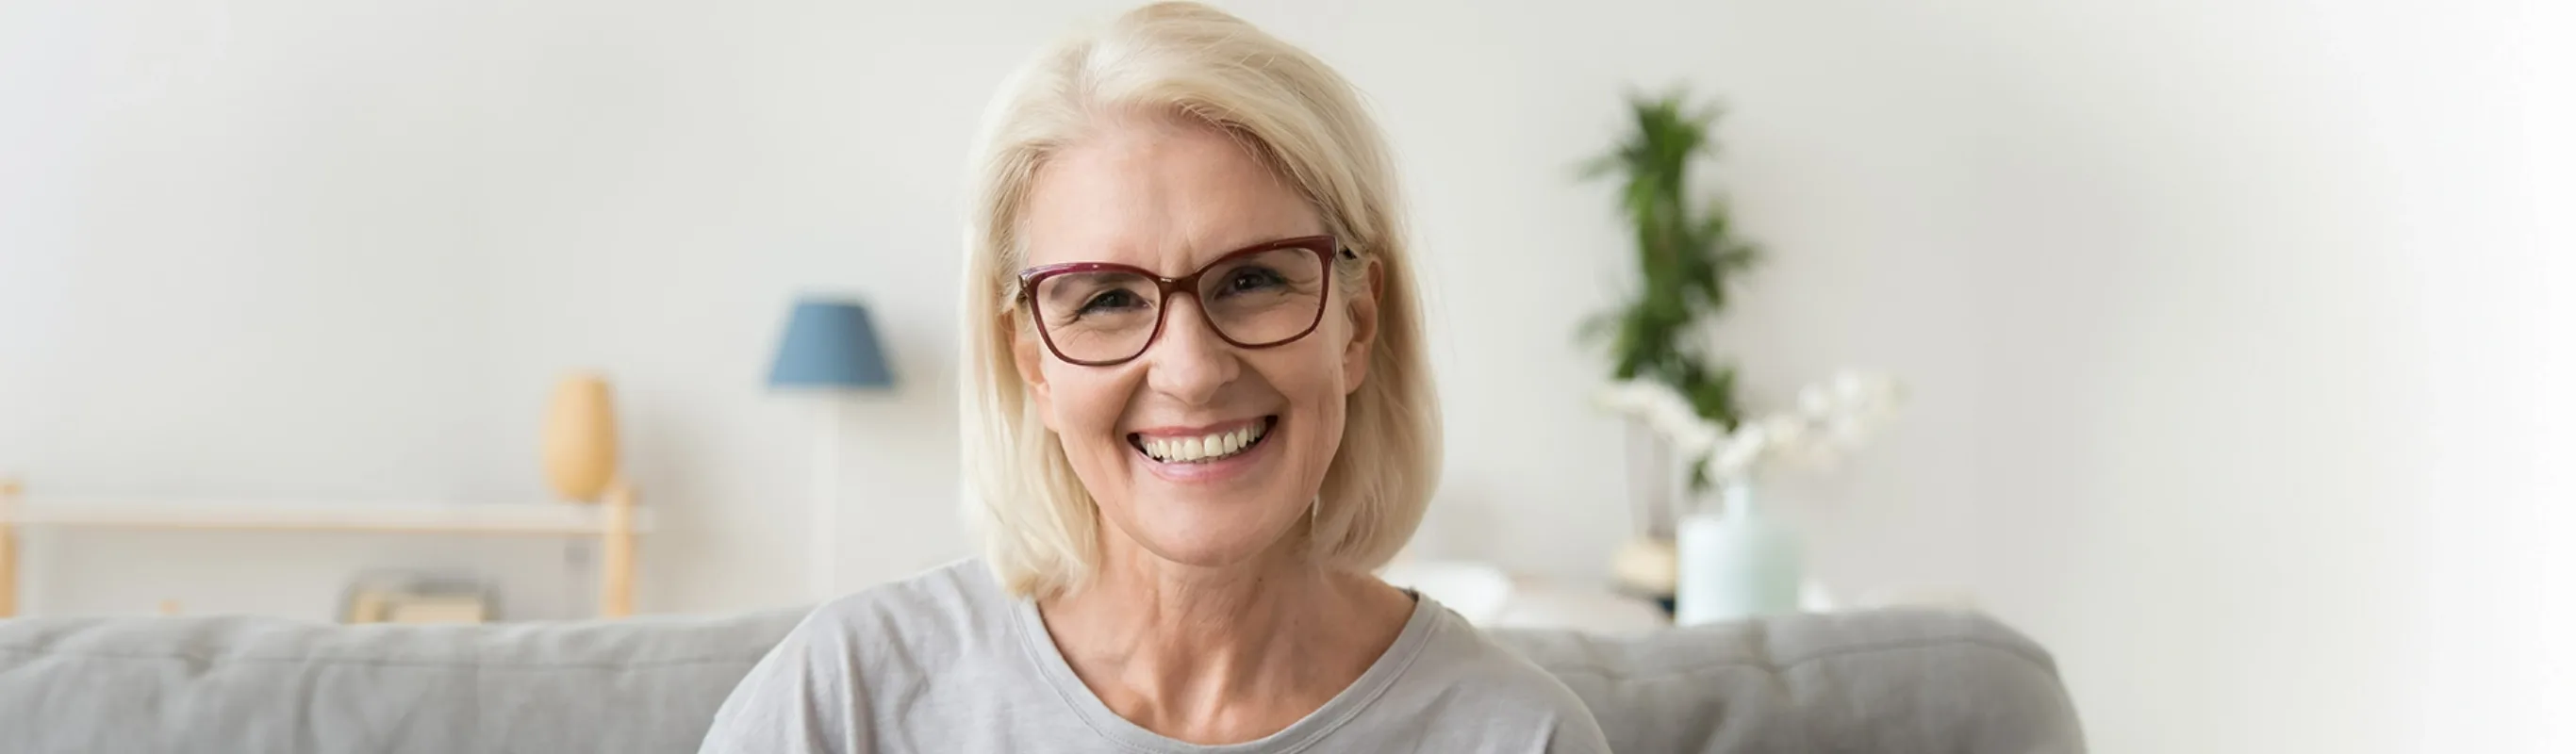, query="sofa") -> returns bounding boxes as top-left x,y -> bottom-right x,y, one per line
0,605 -> 2083,752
